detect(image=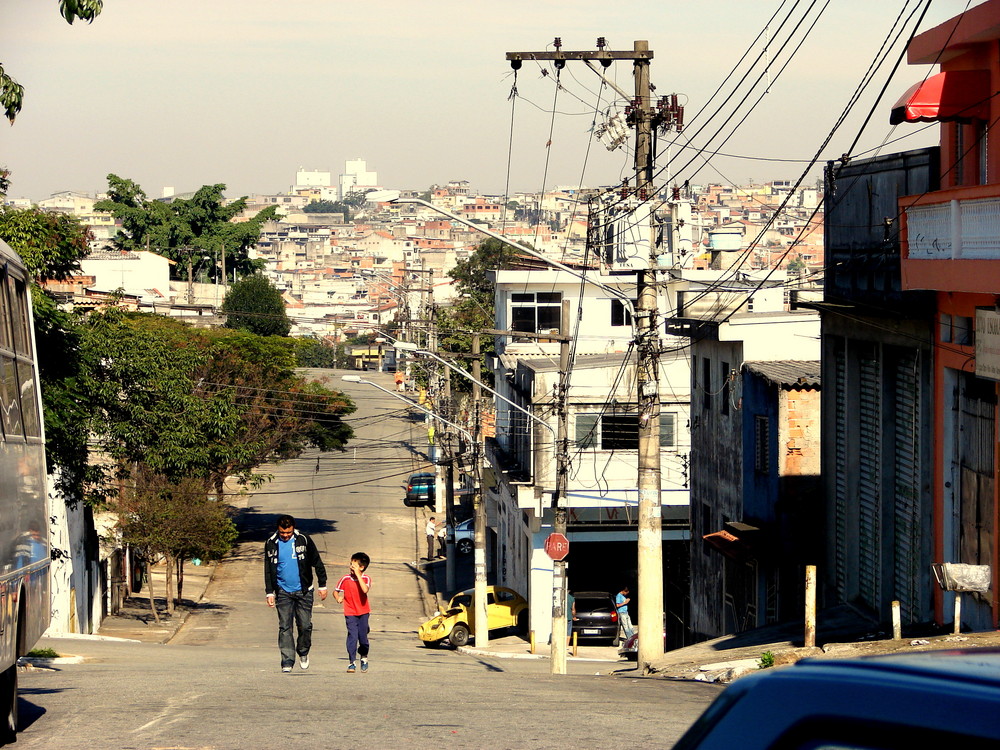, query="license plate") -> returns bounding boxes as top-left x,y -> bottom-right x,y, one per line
582,628 -> 600,635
